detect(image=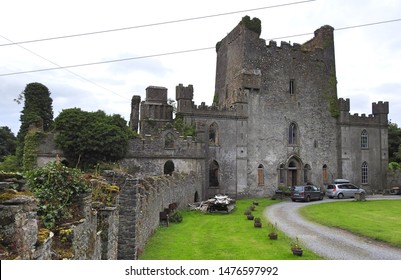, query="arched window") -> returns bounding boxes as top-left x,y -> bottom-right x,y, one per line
209,122 -> 219,145
322,164 -> 328,184
304,164 -> 311,184
289,122 -> 298,145
361,130 -> 368,149
164,160 -> 175,175
257,164 -> 265,186
209,160 -> 219,187
279,163 -> 285,184
361,162 -> 368,184
164,133 -> 174,149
